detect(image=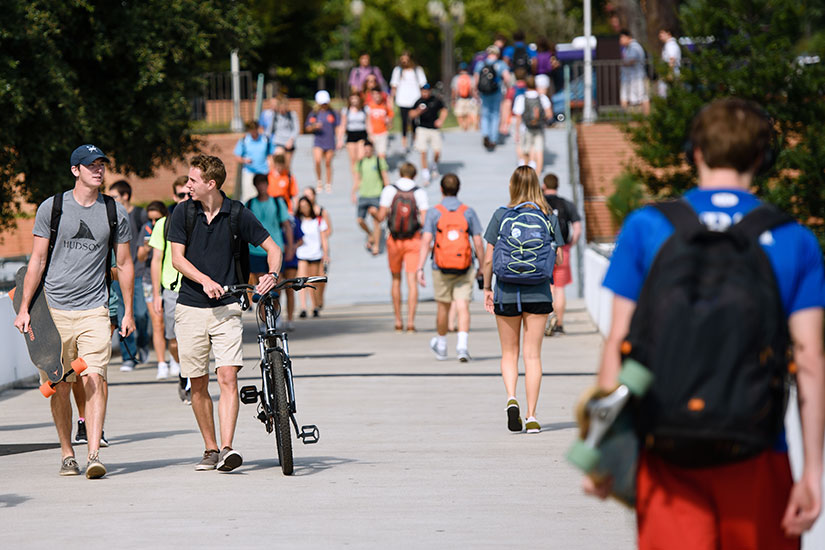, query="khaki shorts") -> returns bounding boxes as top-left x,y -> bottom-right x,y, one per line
620,78 -> 649,105
372,133 -> 389,156
454,98 -> 476,117
520,129 -> 544,153
47,306 -> 111,383
432,267 -> 475,303
414,127 -> 443,153
175,303 -> 244,378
